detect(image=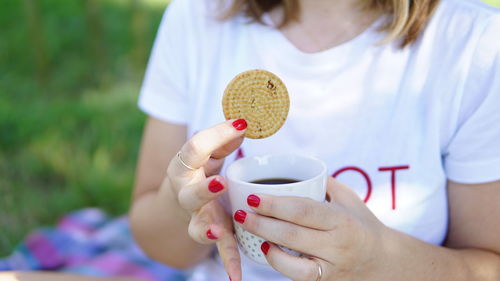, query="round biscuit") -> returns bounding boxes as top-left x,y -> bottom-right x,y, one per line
222,70 -> 289,139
